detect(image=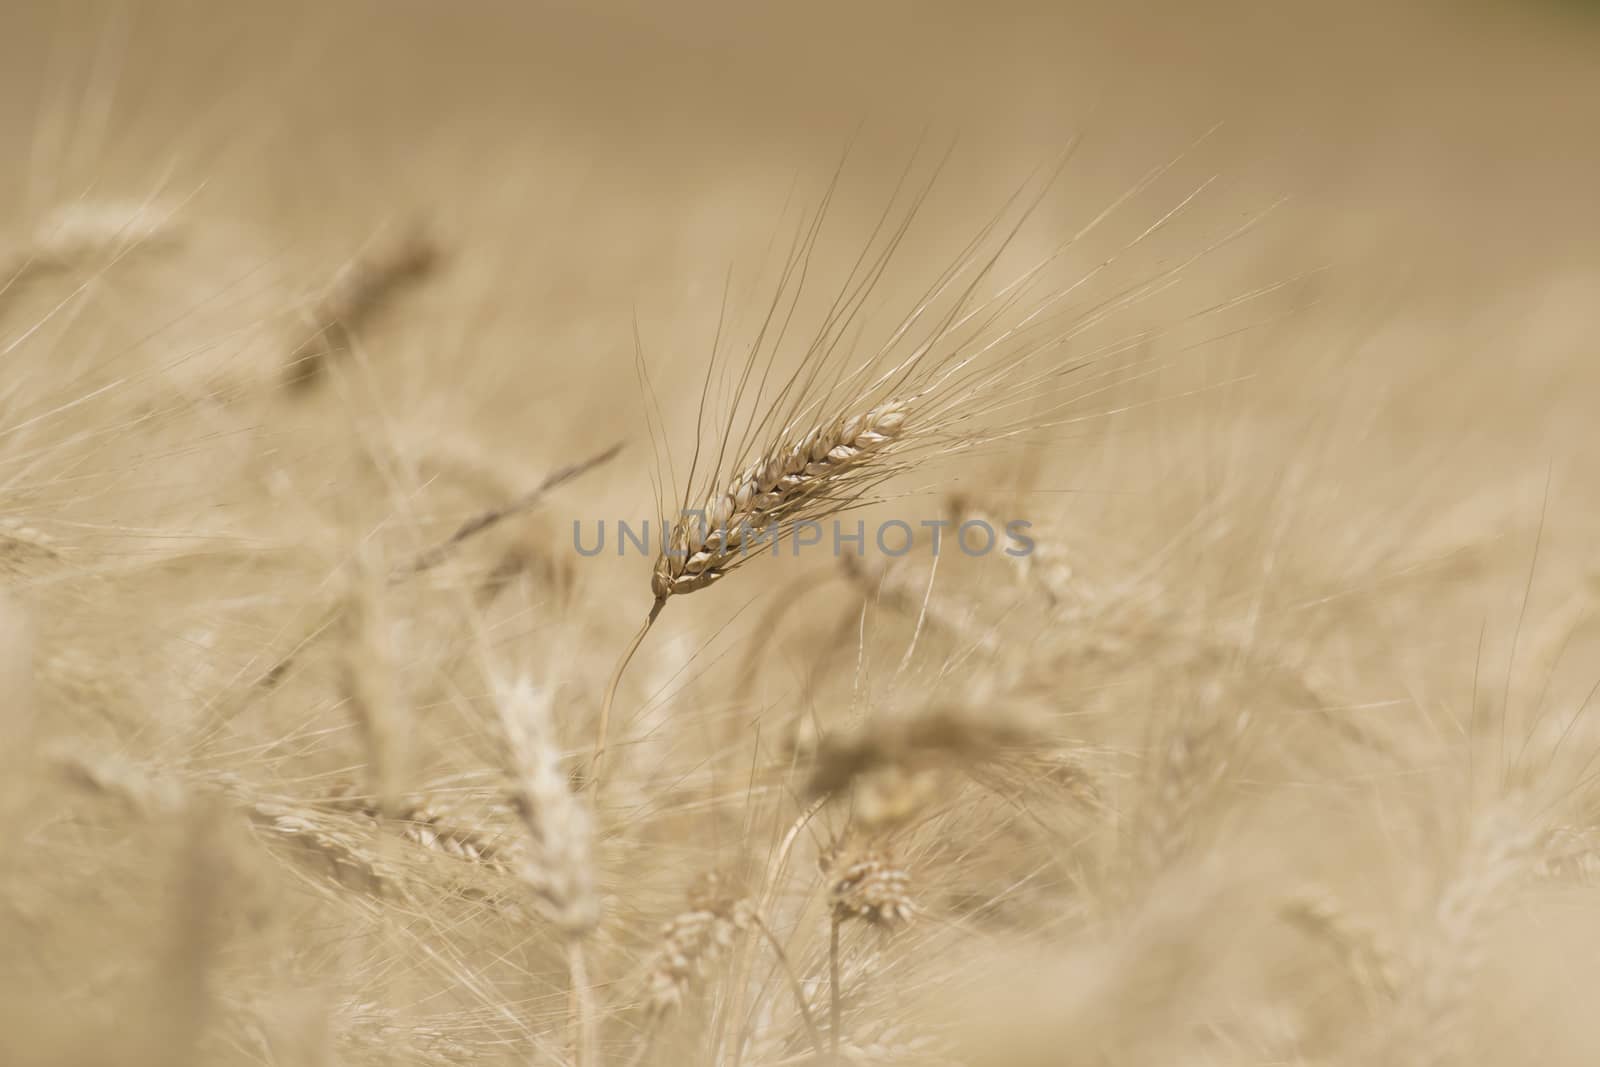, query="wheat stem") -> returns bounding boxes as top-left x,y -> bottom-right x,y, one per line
749,913 -> 826,1064
591,596 -> 665,790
